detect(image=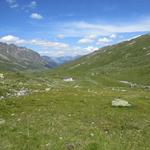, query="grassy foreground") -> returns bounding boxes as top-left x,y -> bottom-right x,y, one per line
0,72 -> 150,150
